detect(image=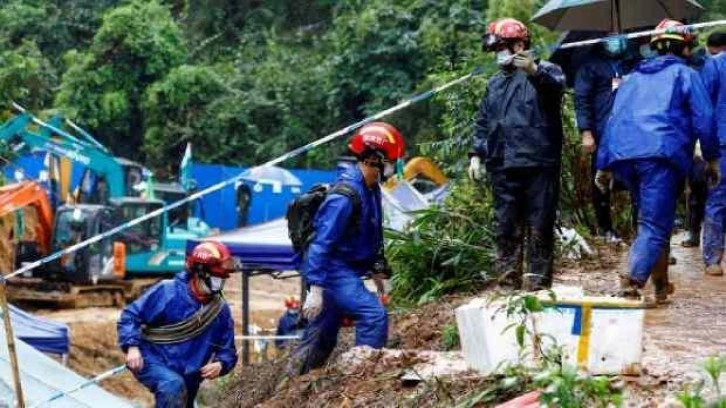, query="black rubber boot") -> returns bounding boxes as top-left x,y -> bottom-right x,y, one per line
680,232 -> 700,248
651,246 -> 674,305
495,239 -> 523,289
